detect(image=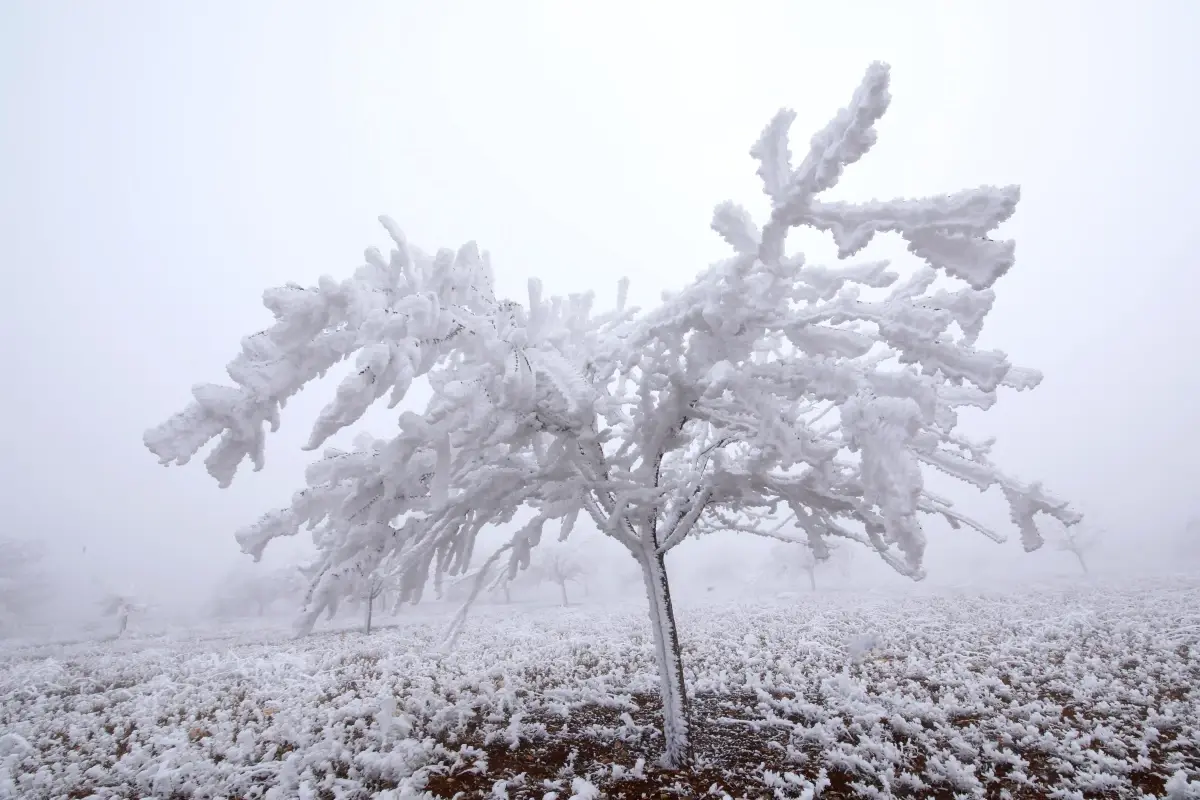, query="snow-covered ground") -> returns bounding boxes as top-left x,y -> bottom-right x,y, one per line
2,578 -> 1199,799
